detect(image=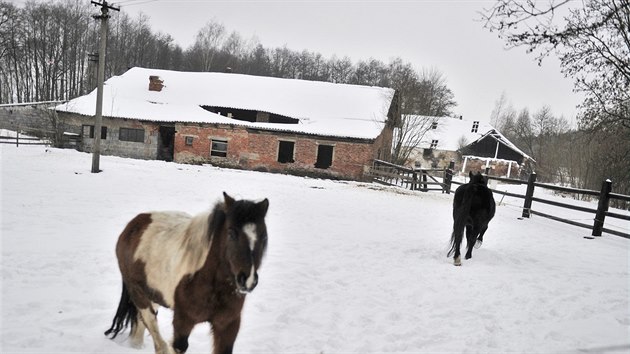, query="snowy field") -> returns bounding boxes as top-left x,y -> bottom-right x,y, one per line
1,144 -> 629,354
